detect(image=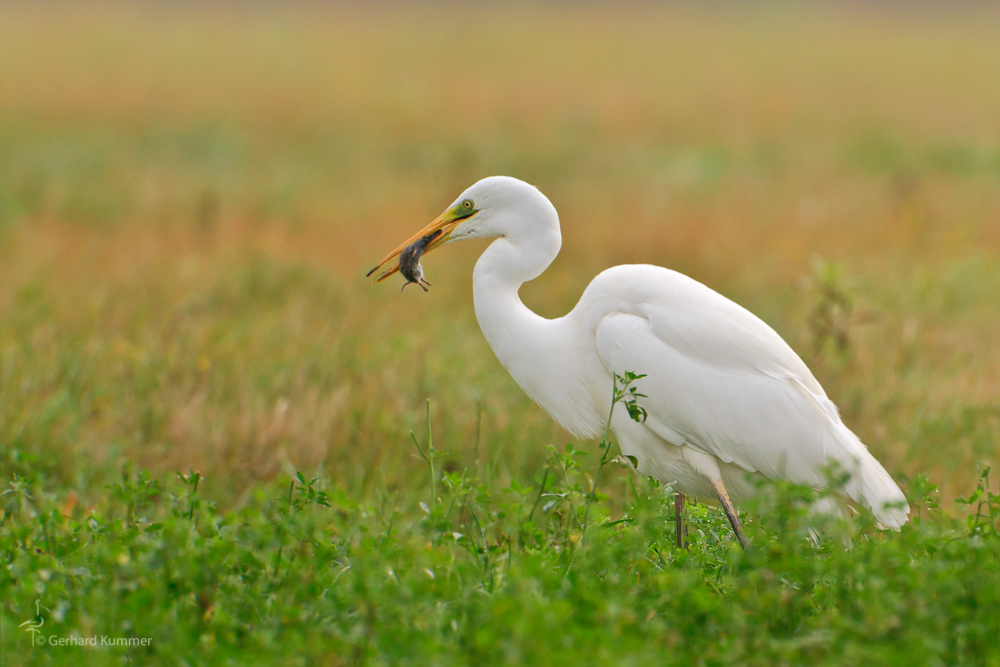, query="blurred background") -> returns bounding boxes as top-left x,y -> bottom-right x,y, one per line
0,2 -> 997,505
